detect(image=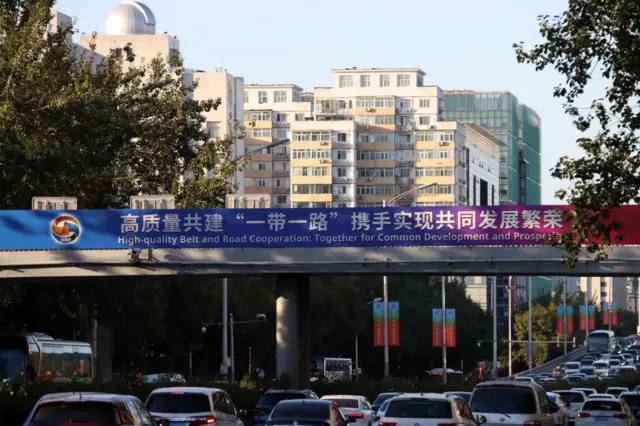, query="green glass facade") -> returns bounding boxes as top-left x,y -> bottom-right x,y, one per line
443,91 -> 541,206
